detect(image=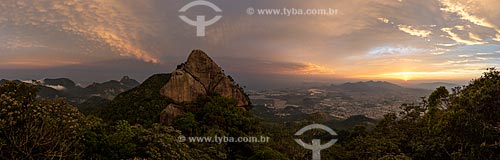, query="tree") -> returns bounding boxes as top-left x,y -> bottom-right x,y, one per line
0,81 -> 87,159
137,124 -> 193,160
83,120 -> 194,160
171,96 -> 262,159
173,112 -> 199,135
427,86 -> 449,114
249,147 -> 289,160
